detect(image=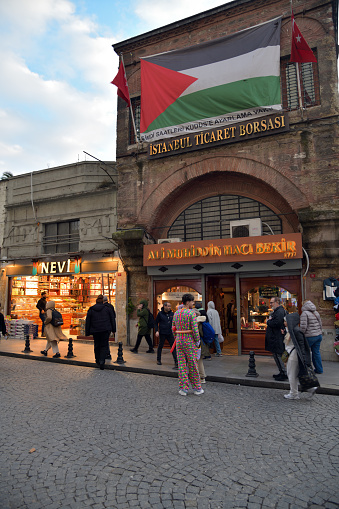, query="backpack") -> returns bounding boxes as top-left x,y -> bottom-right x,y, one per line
201,322 -> 215,344
146,309 -> 155,329
51,309 -> 64,327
